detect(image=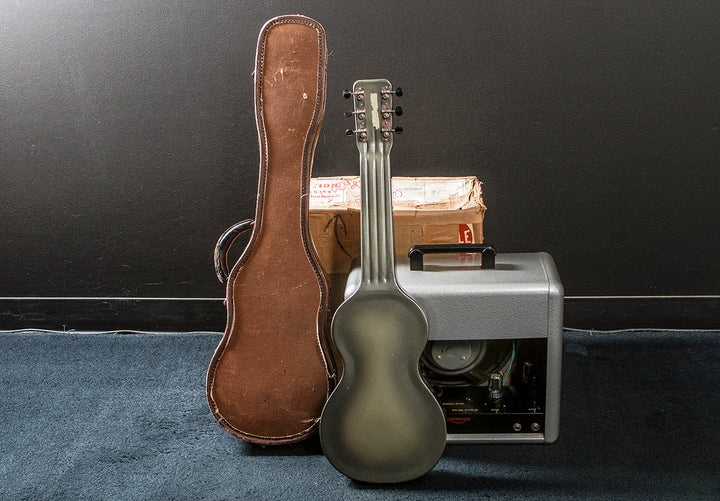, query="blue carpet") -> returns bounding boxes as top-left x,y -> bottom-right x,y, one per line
1,330 -> 719,500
